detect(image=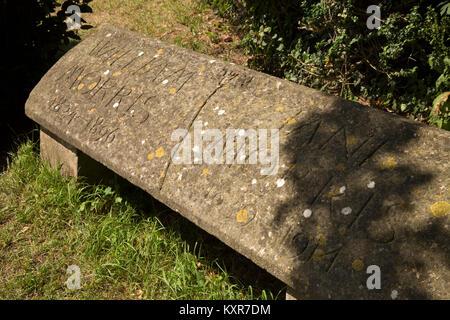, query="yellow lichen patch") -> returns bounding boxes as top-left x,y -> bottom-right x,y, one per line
160,171 -> 165,179
77,75 -> 83,81
285,118 -> 296,125
309,99 -> 315,106
155,147 -> 165,158
339,226 -> 346,236
89,108 -> 95,114
145,65 -> 151,71
131,87 -> 136,91
413,189 -> 421,195
346,135 -> 359,146
106,61 -> 111,66
87,77 -> 92,80
275,106 -> 284,111
199,65 -> 206,72
88,82 -> 97,90
314,233 -> 327,246
391,177 -> 400,184
157,48 -> 163,55
328,188 -> 341,197
118,117 -> 124,123
381,157 -> 397,170
112,71 -> 121,77
352,259 -> 364,271
169,88 -> 177,95
236,209 -> 248,223
430,201 -> 450,218
147,153 -> 155,161
312,249 -> 325,262
201,168 -> 209,176
77,83 -> 85,90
